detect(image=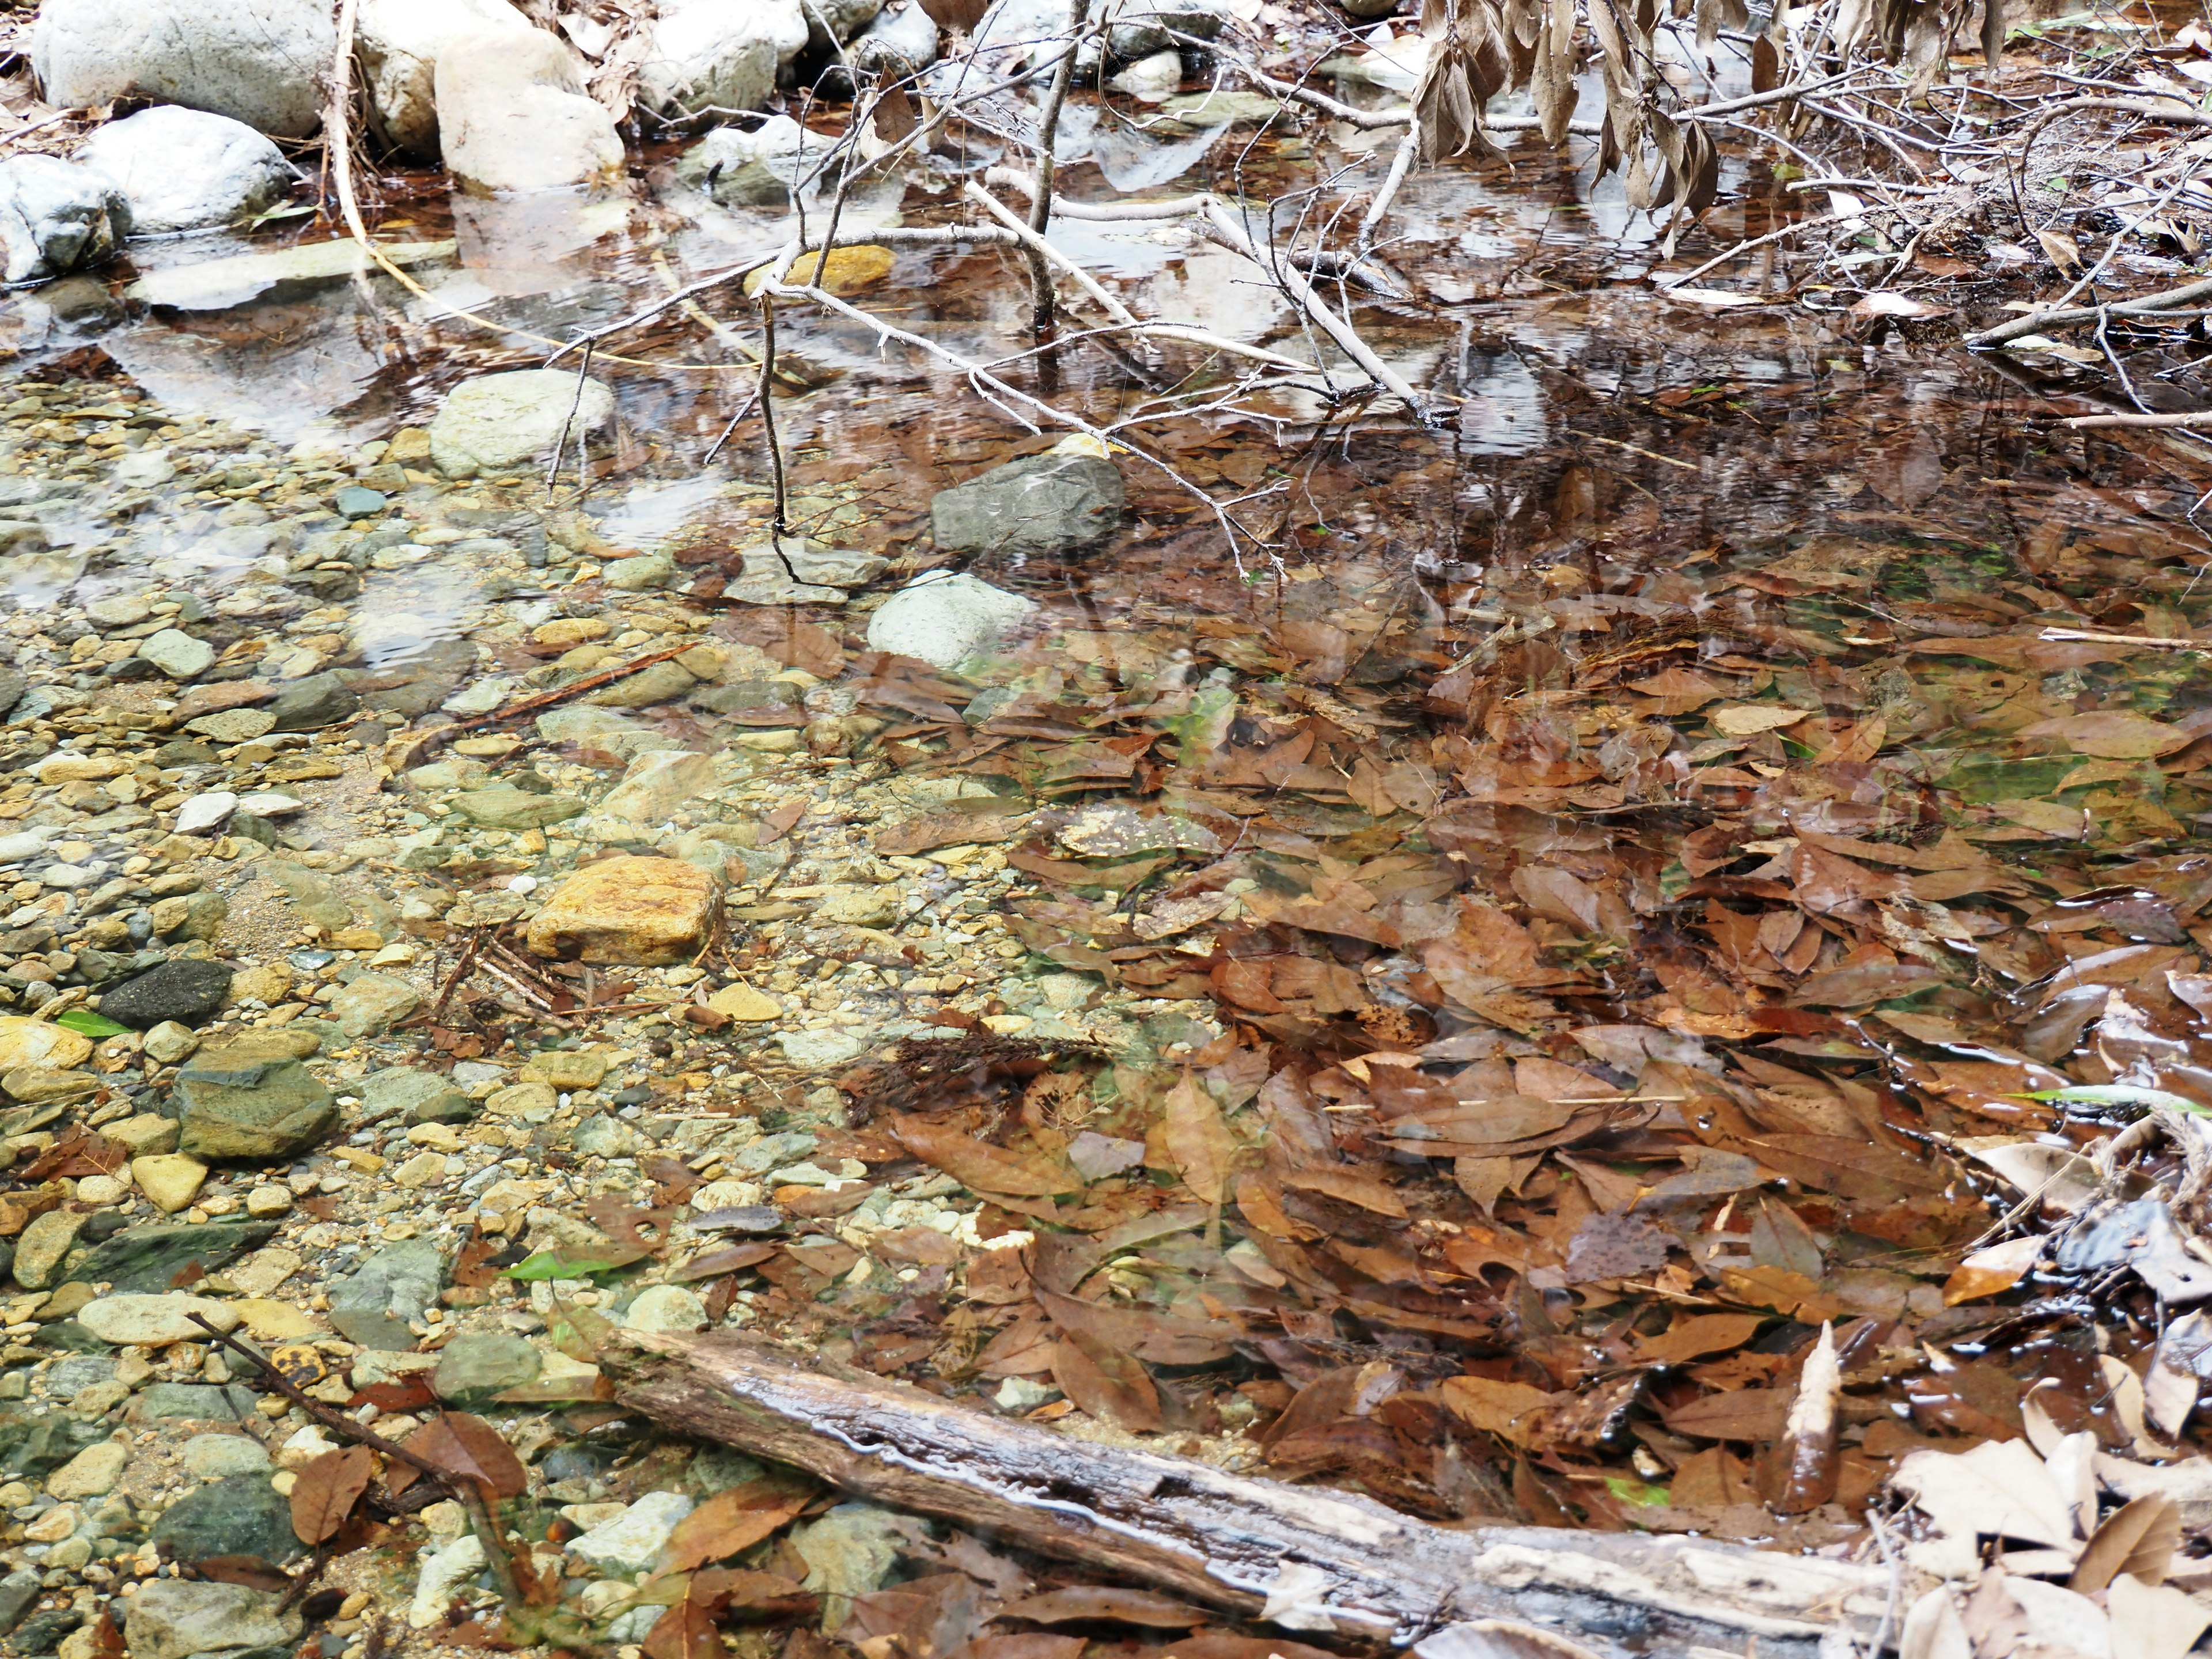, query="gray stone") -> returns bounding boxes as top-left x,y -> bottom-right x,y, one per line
450,787 -> 586,830
181,1434 -> 271,1478
603,551 -> 676,591
357,0 -> 541,154
722,537 -> 888,604
137,628 -> 216,680
572,1113 -> 641,1158
431,1332 -> 541,1406
0,156 -> 128,285
792,1503 -> 906,1627
11,1210 -> 85,1291
327,1239 -> 446,1349
267,672 -> 359,731
97,959 -> 233,1028
359,1066 -> 474,1125
849,1 -> 939,78
175,1056 -> 338,1161
150,1472 -> 301,1563
535,706 -> 681,758
638,0 -> 808,119
0,1569 -> 40,1638
172,793 -> 238,836
565,1490 -> 694,1575
619,1284 -> 706,1334
76,107 -> 288,235
1099,0 -> 1233,58
132,1382 -> 259,1421
675,117 -> 814,207
863,573 -> 1036,670
931,445 -> 1123,555
123,237 -> 452,311
77,1219 -> 278,1294
185,708 -> 276,744
121,1580 -> 300,1659
434,29 -> 623,193
43,1357 -> 113,1396
326,972 -> 421,1038
31,0 -> 336,137
774,1029 -> 868,1069
582,660 -> 698,710
429,369 -> 615,477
